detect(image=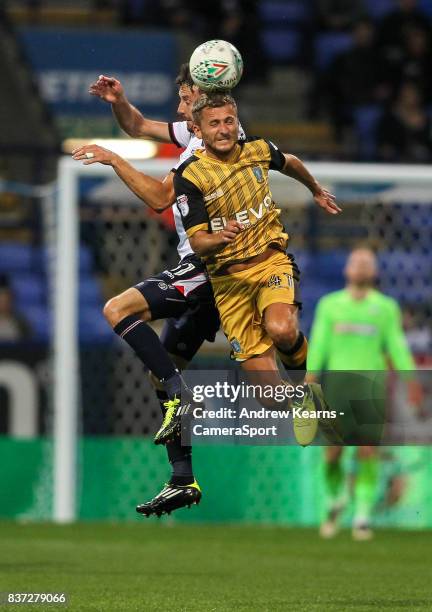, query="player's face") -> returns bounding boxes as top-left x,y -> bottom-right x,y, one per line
194,105 -> 239,158
344,249 -> 377,286
177,85 -> 201,130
